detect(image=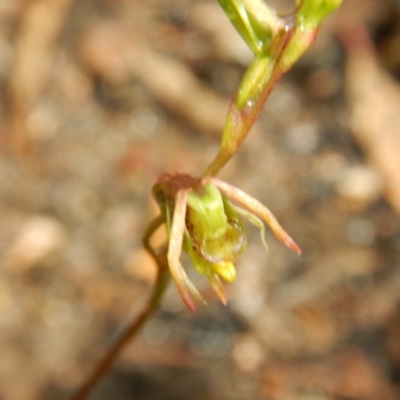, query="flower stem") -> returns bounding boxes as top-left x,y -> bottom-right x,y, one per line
202,23 -> 319,178
202,63 -> 284,177
70,218 -> 170,400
